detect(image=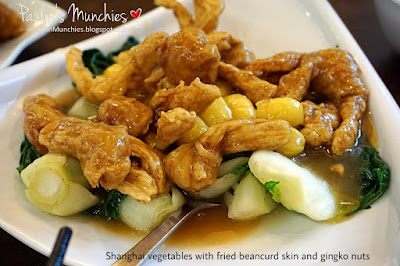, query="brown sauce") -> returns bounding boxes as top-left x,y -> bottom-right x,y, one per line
293,110 -> 378,223
72,206 -> 262,248
166,205 -> 261,248
361,110 -> 379,150
77,110 -> 378,245
53,90 -> 379,245
294,148 -> 362,223
53,90 -> 264,245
